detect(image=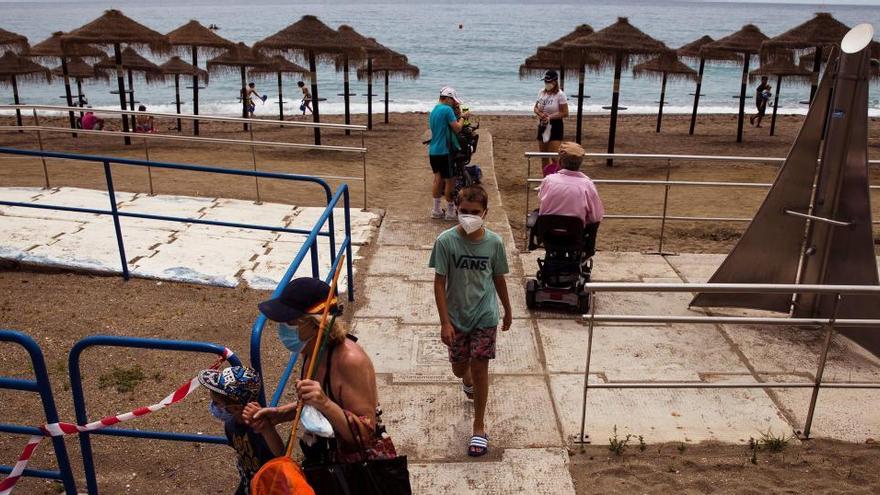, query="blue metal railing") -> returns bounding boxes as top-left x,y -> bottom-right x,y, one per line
68,335 -> 243,495
0,330 -> 77,494
250,183 -> 354,406
0,146 -> 338,282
